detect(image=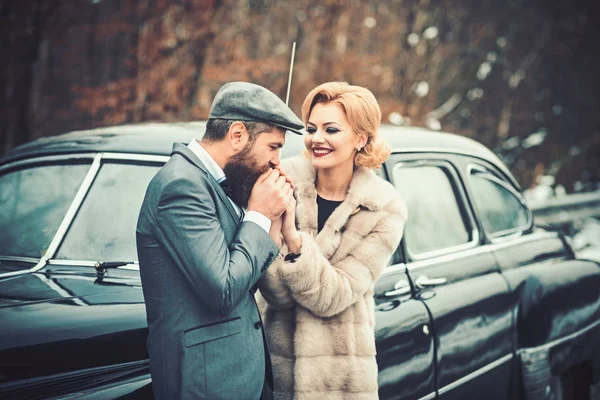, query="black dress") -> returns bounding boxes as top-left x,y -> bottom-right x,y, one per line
317,194 -> 343,233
